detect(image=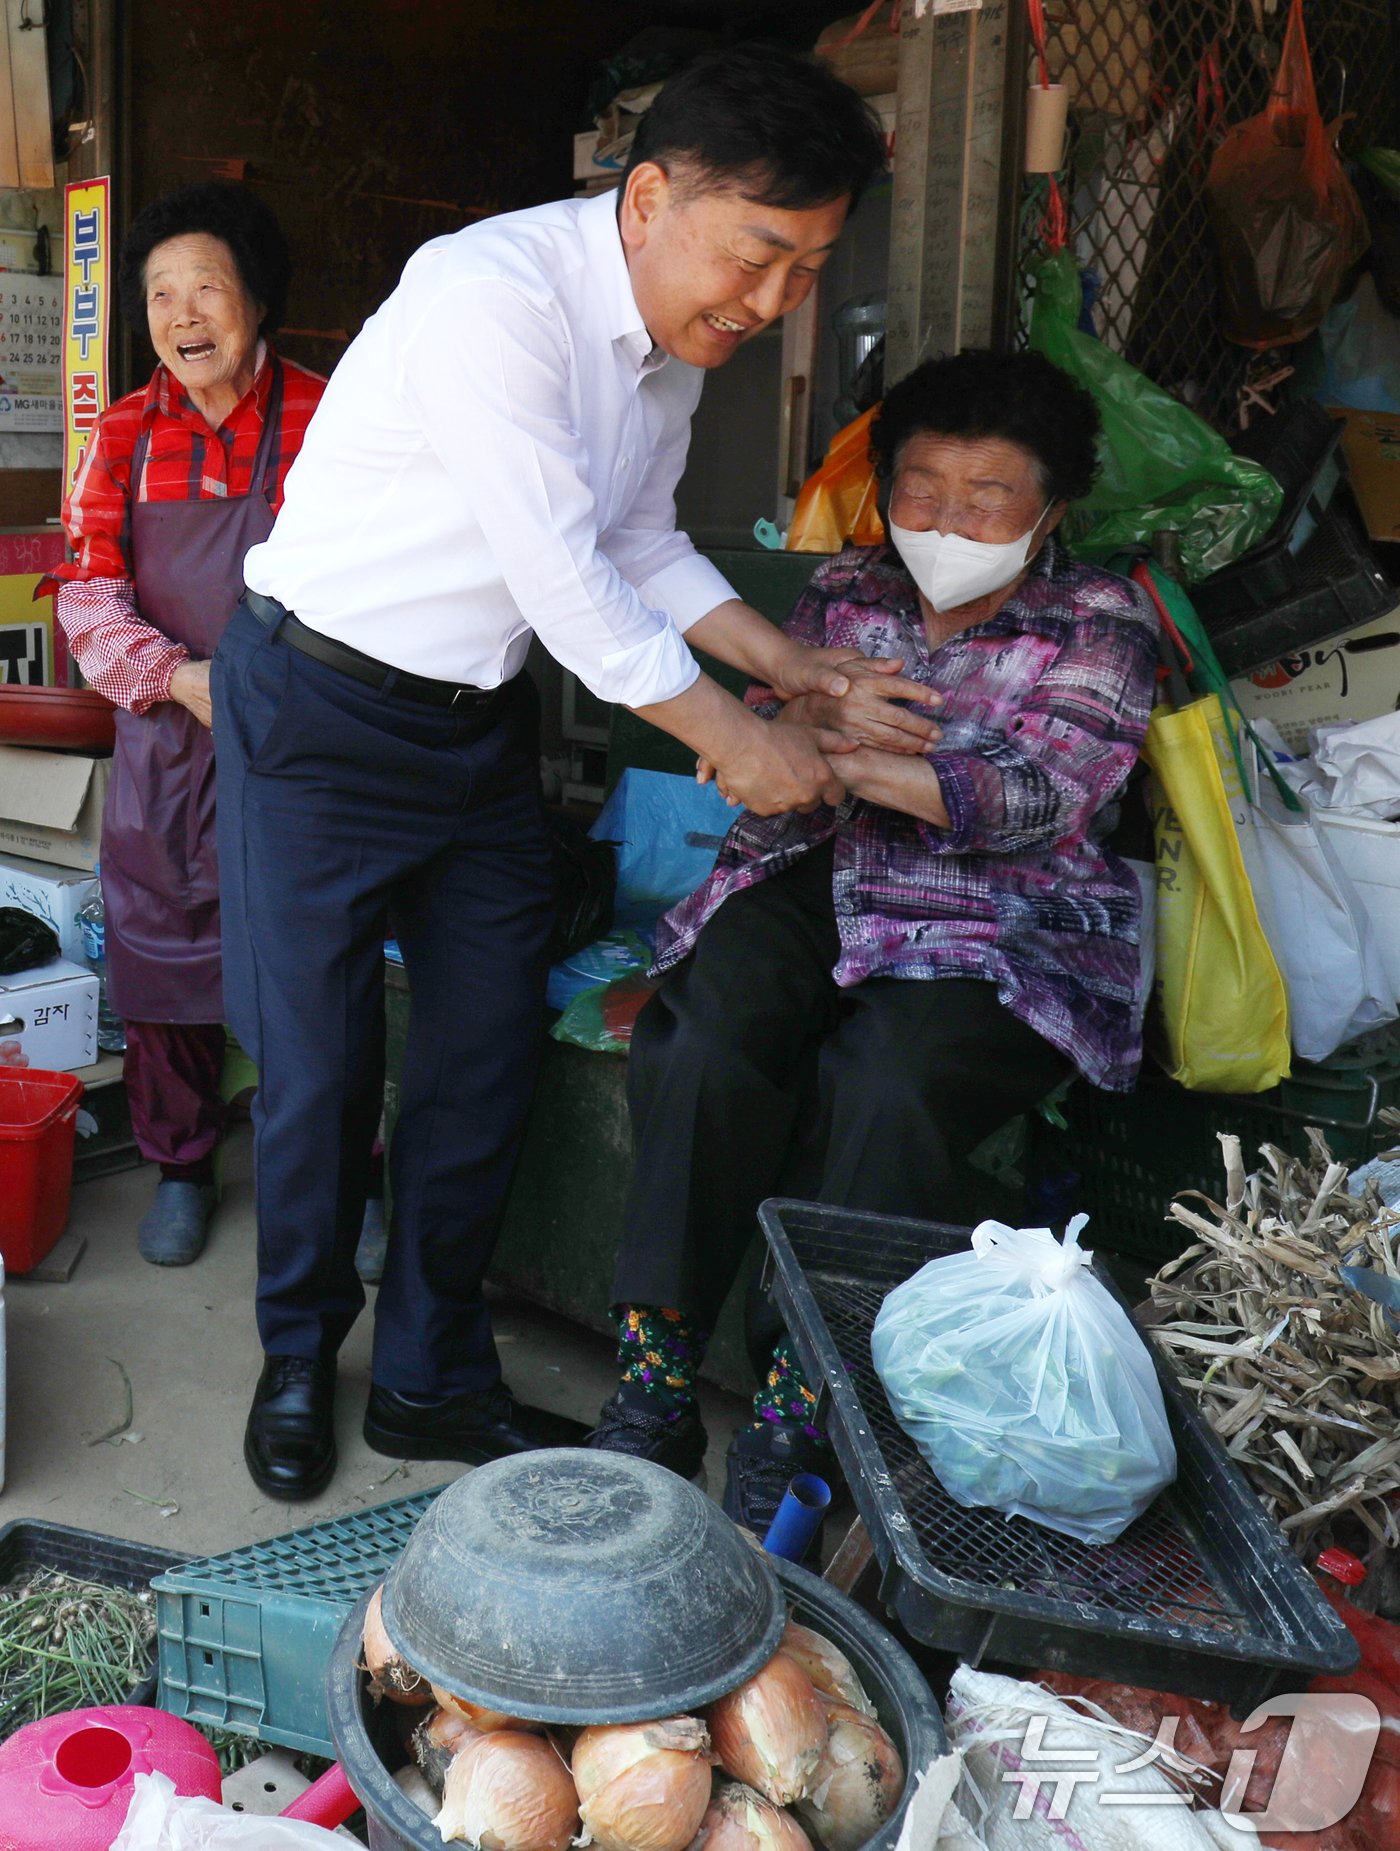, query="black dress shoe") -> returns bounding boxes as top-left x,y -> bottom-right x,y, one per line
244,1356 -> 337,1501
363,1381 -> 589,1463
